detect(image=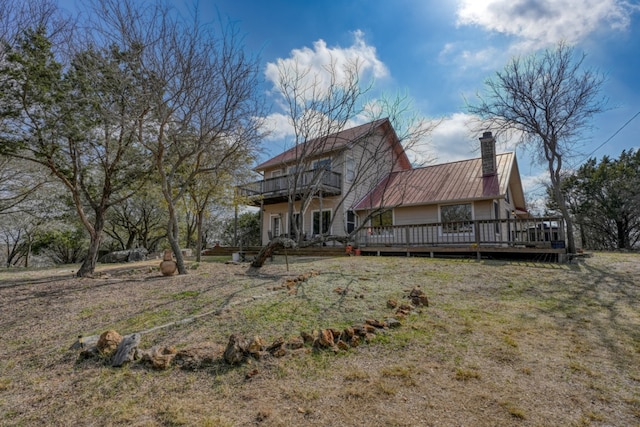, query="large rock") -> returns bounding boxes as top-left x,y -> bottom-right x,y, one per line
246,336 -> 266,358
314,329 -> 335,349
99,248 -> 148,263
143,346 -> 177,370
223,334 -> 247,365
174,343 -> 223,370
127,248 -> 148,262
409,286 -> 429,307
112,333 -> 141,367
97,330 -> 122,356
